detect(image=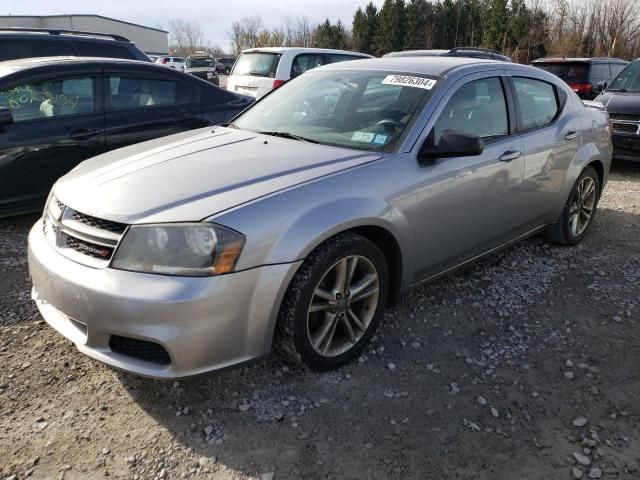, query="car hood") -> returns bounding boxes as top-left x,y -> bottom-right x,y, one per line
596,91 -> 640,115
54,127 -> 382,224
